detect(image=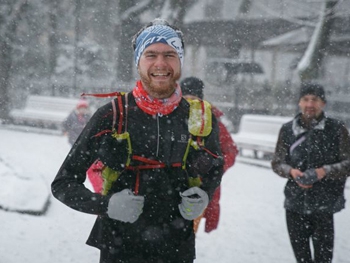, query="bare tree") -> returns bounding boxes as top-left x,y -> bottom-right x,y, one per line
73,0 -> 82,90
297,0 -> 339,82
48,0 -> 59,96
0,0 -> 28,121
161,0 -> 198,28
